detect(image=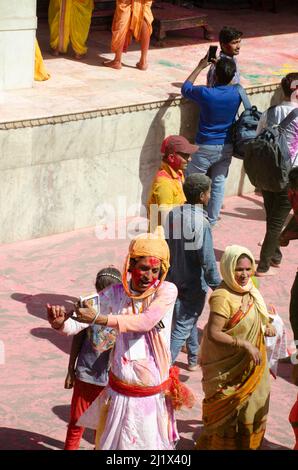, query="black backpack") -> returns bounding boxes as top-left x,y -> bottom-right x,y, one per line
232,85 -> 262,159
244,107 -> 298,192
